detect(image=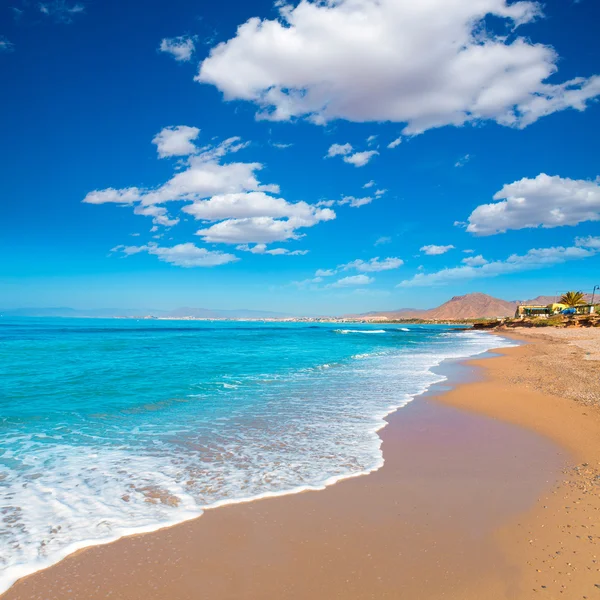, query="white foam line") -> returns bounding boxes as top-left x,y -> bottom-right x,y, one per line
0,331 -> 517,595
